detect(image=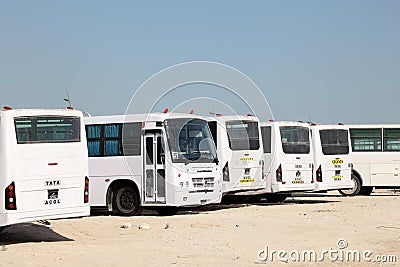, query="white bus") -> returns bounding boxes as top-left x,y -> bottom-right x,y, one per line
84,112 -> 222,215
339,124 -> 400,196
259,121 -> 314,201
207,115 -> 264,195
0,107 -> 90,233
311,124 -> 353,192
